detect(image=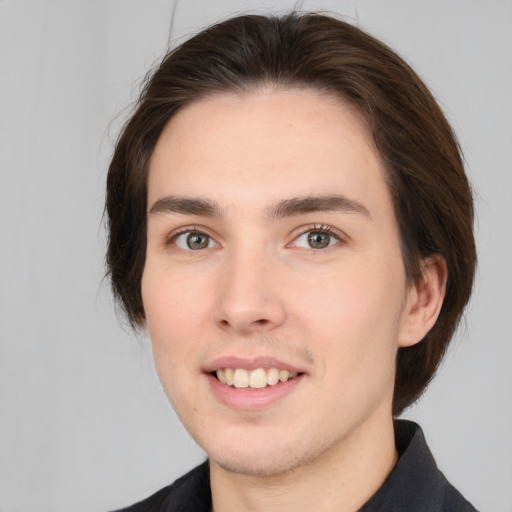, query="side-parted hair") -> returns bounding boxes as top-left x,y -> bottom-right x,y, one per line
106,12 -> 476,416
